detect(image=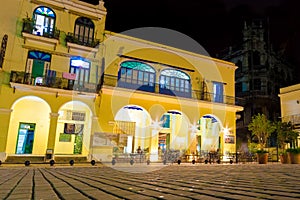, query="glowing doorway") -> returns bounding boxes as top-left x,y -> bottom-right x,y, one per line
16,123 -> 36,154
